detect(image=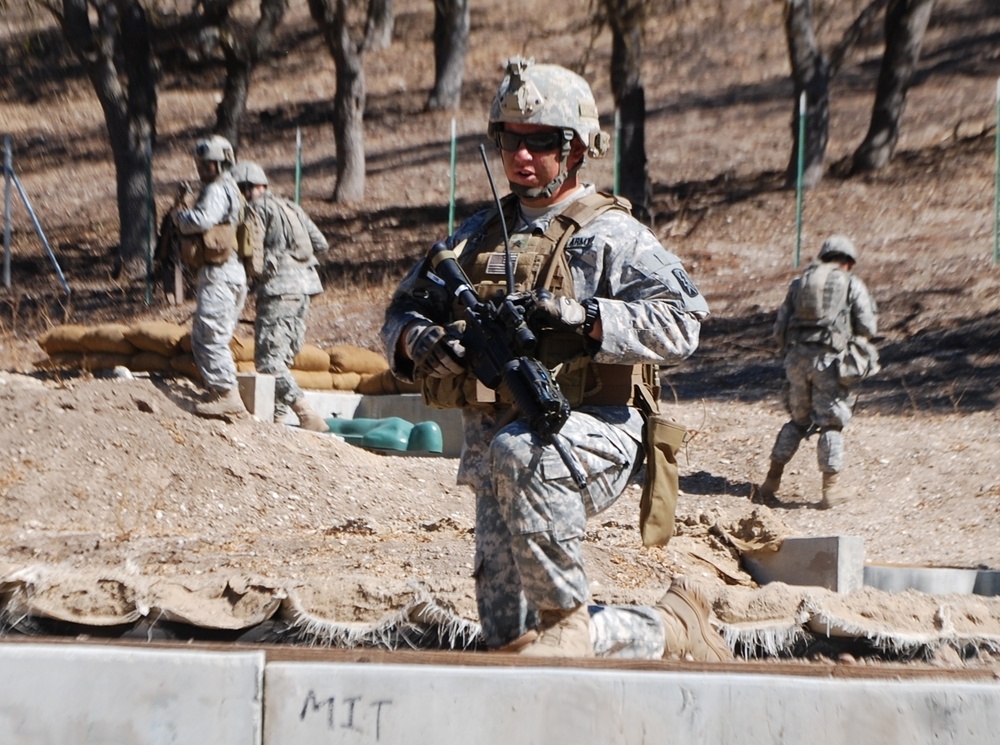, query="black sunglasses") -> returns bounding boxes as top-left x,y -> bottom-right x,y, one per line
493,129 -> 570,153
